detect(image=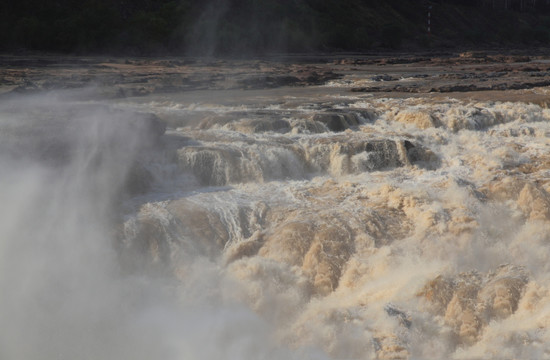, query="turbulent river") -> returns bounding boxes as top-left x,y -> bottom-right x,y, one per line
2,54 -> 550,359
